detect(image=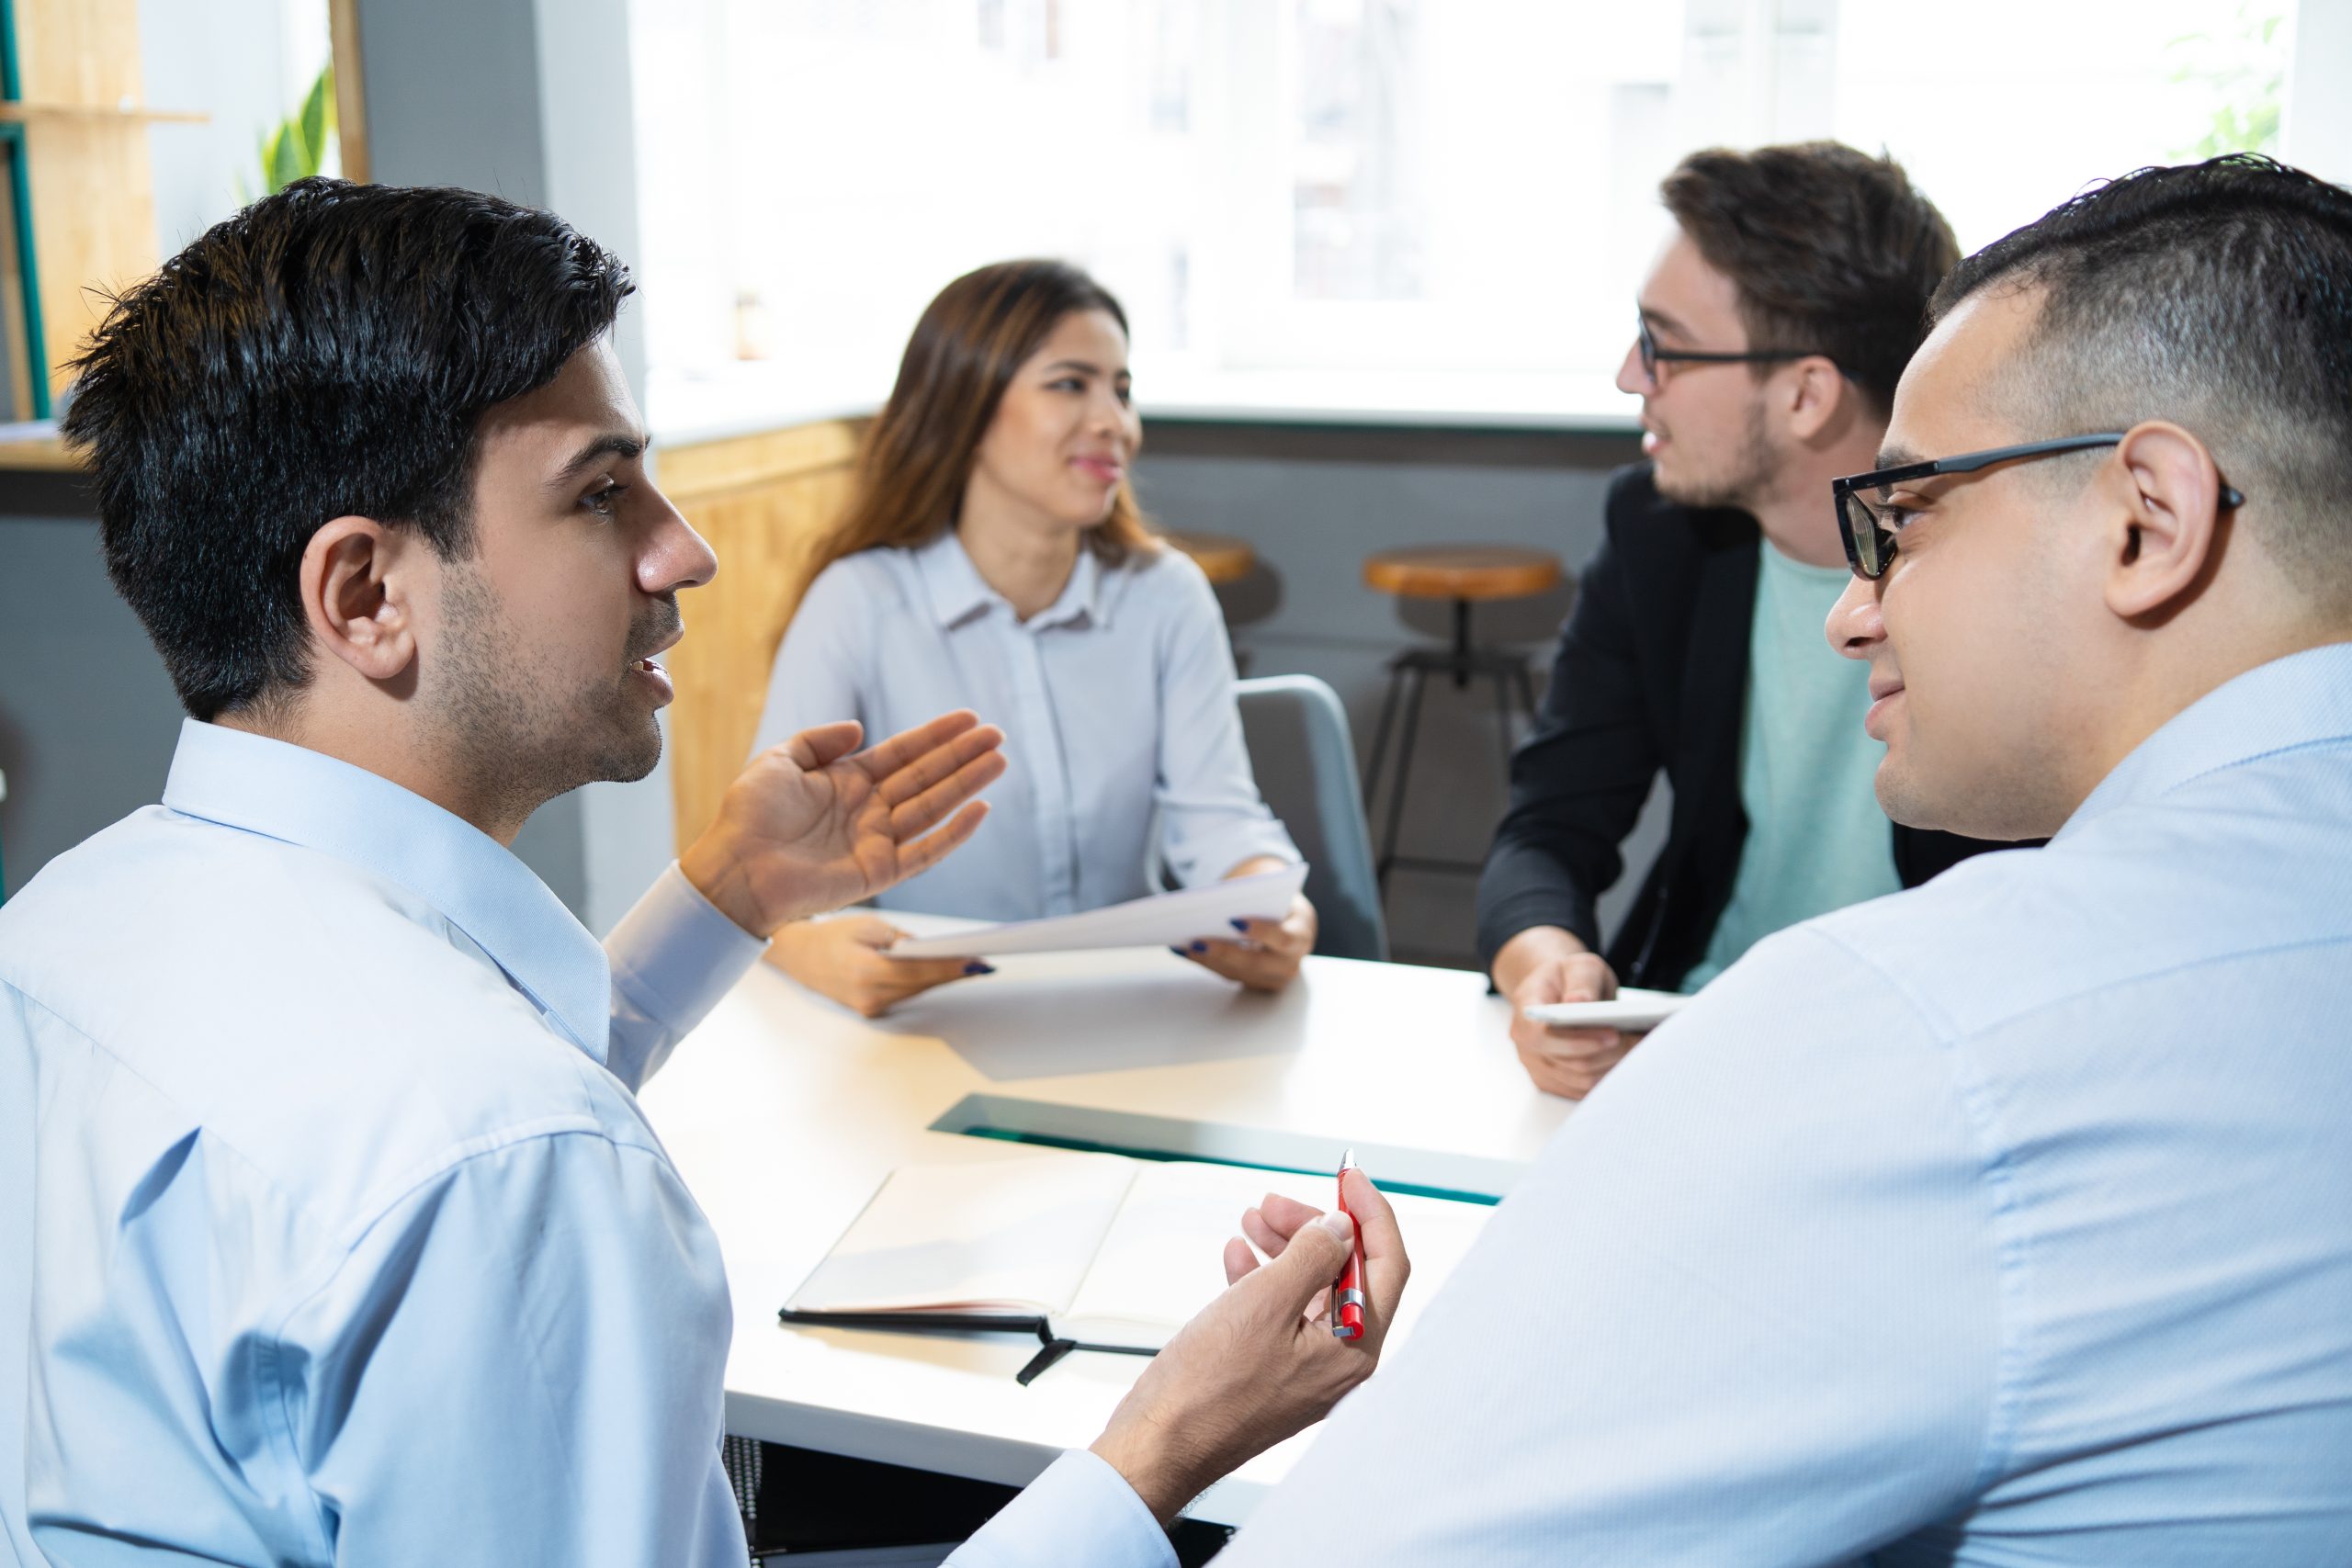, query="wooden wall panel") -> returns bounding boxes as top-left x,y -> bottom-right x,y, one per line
15,0 -> 161,397
16,0 -> 142,103
23,120 -> 154,389
662,418 -> 865,852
